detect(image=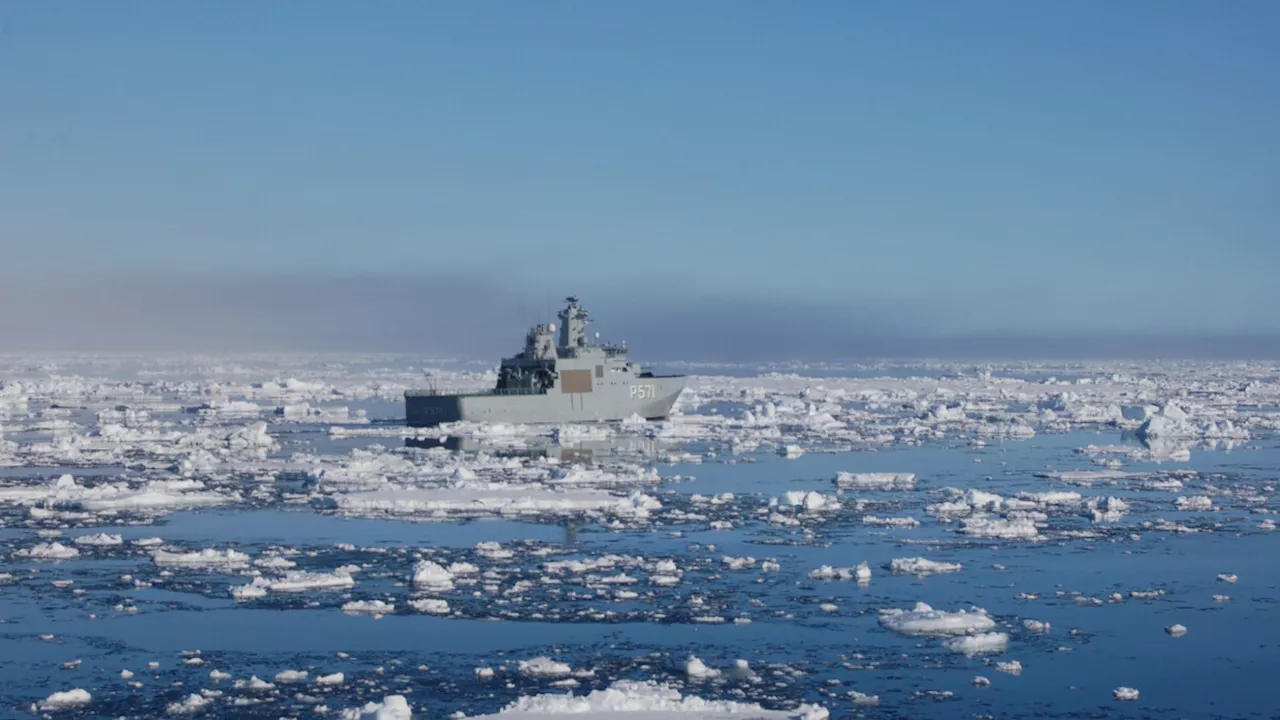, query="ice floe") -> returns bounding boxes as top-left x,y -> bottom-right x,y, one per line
889,557 -> 962,575
943,632 -> 1009,656
341,695 -> 412,719
878,602 -> 997,636
834,472 -> 916,490
36,689 -> 91,711
1113,686 -> 1140,700
462,680 -> 828,719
